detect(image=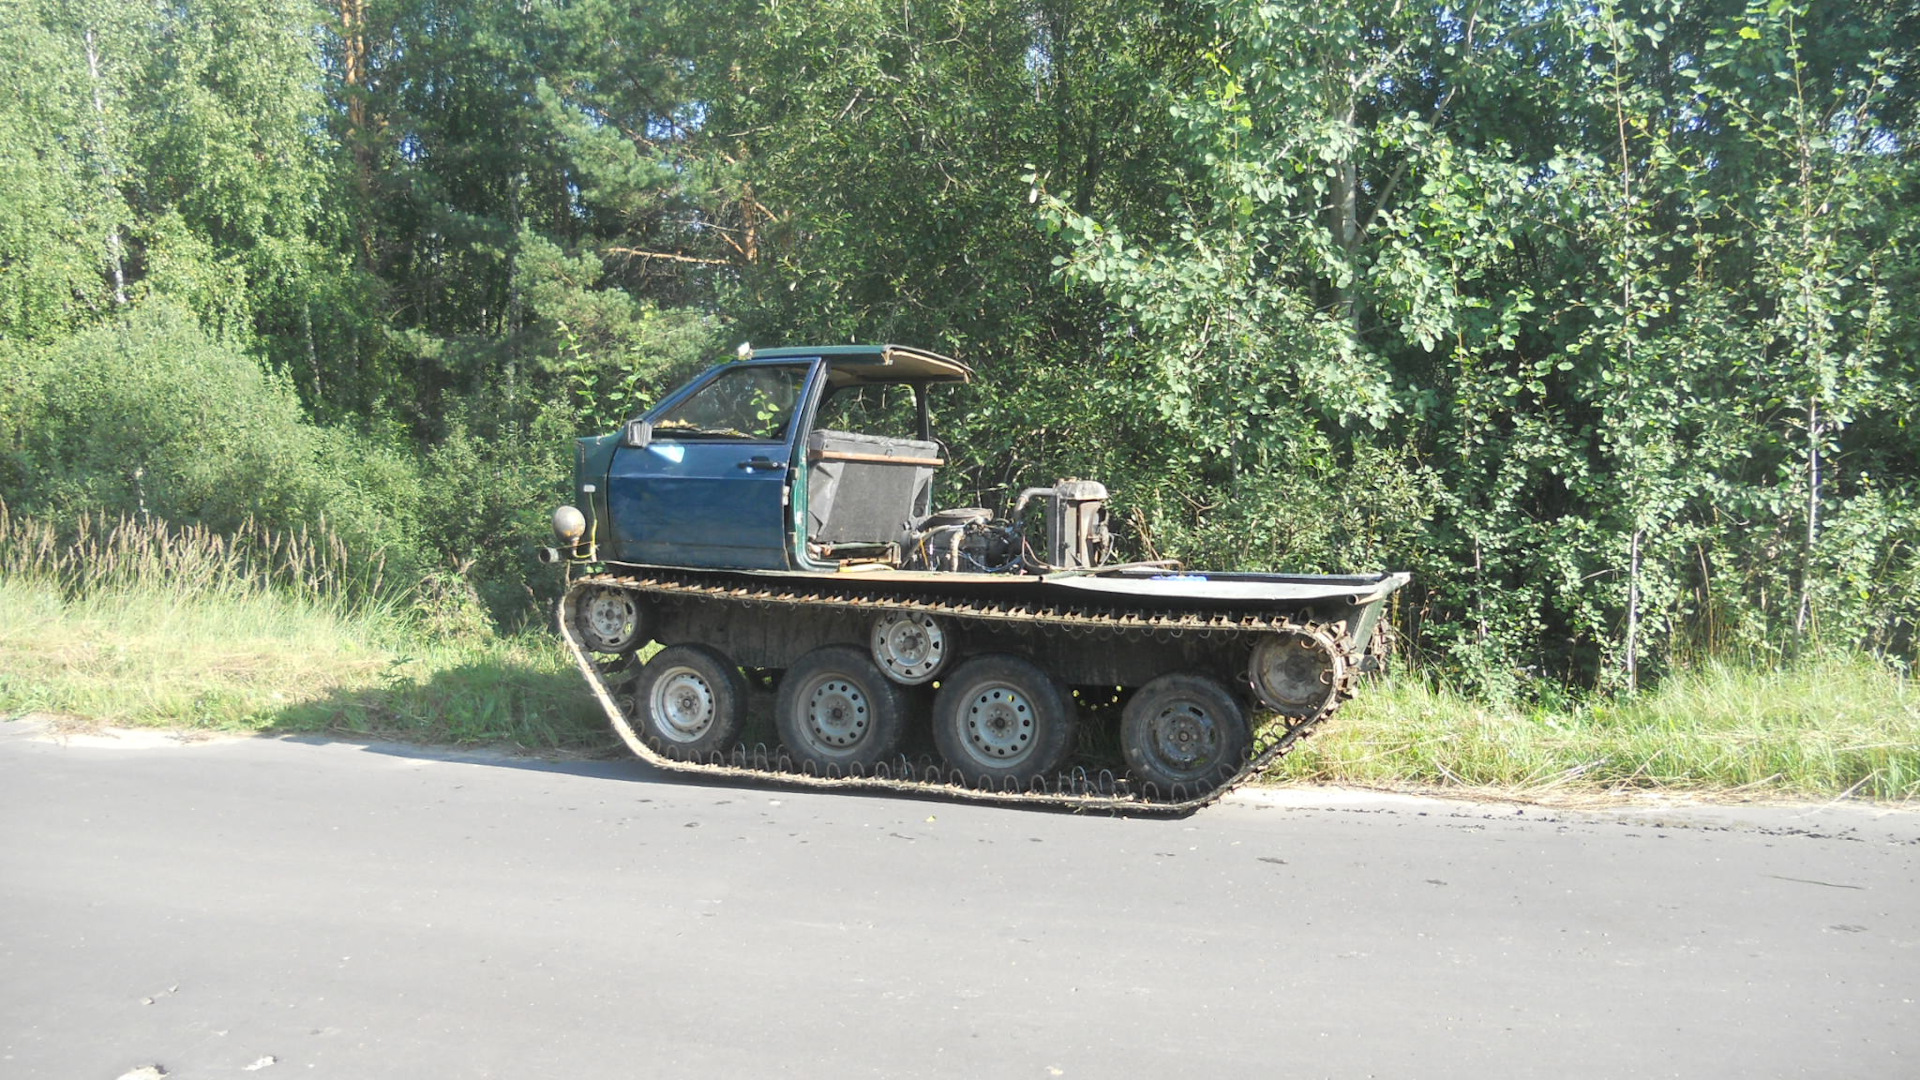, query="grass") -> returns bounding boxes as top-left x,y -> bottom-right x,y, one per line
1270,658 -> 1920,802
0,504 -> 606,750
3,503 -> 1916,802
